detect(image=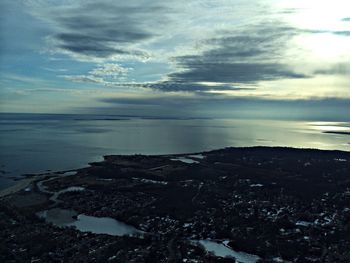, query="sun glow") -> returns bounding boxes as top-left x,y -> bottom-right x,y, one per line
276,0 -> 350,77
295,33 -> 350,60
310,123 -> 350,132
279,0 -> 350,31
